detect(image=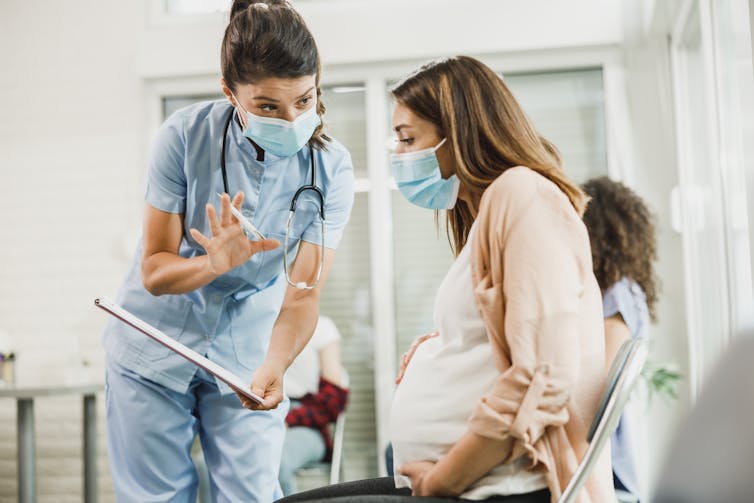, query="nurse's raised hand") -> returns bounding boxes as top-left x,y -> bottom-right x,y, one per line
189,192 -> 279,276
